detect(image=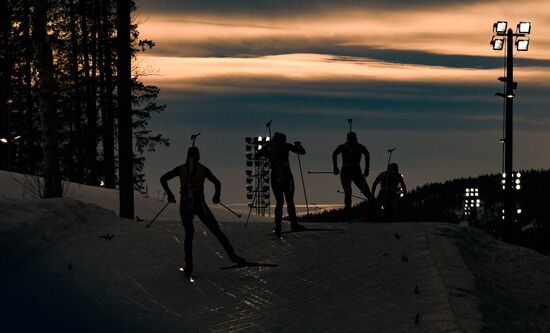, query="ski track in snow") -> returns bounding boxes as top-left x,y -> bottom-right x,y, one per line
1,171 -> 550,332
